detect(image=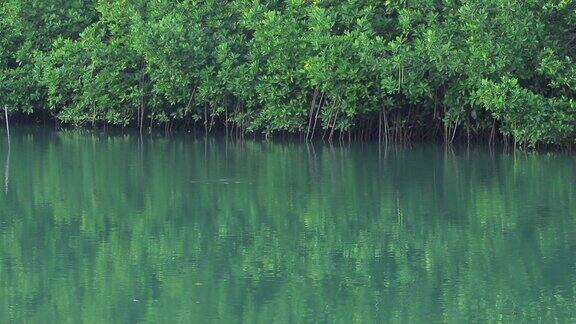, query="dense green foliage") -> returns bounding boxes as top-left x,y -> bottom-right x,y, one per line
1,0 -> 575,145
3,128 -> 576,322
